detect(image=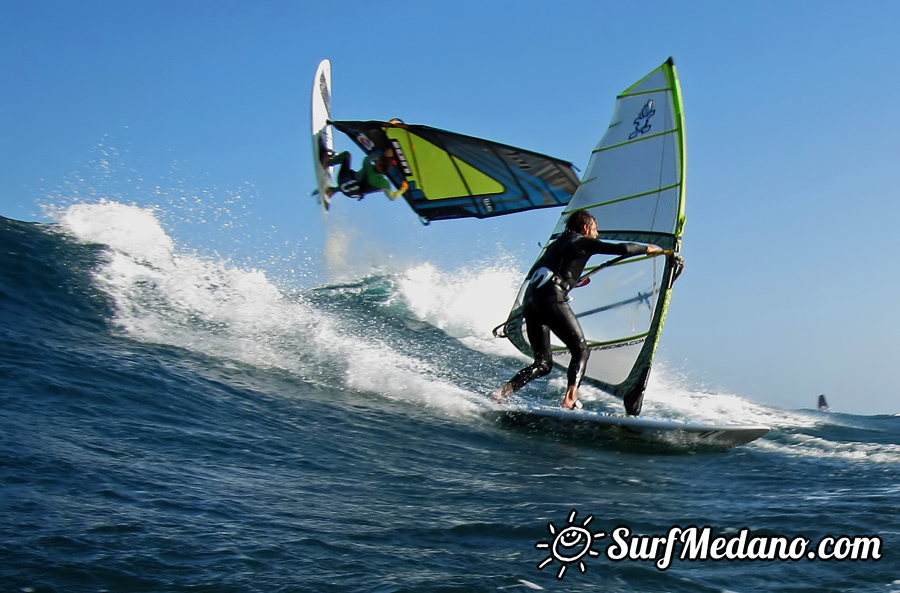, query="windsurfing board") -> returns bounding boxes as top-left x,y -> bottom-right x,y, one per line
311,58 -> 334,213
488,404 -> 770,448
